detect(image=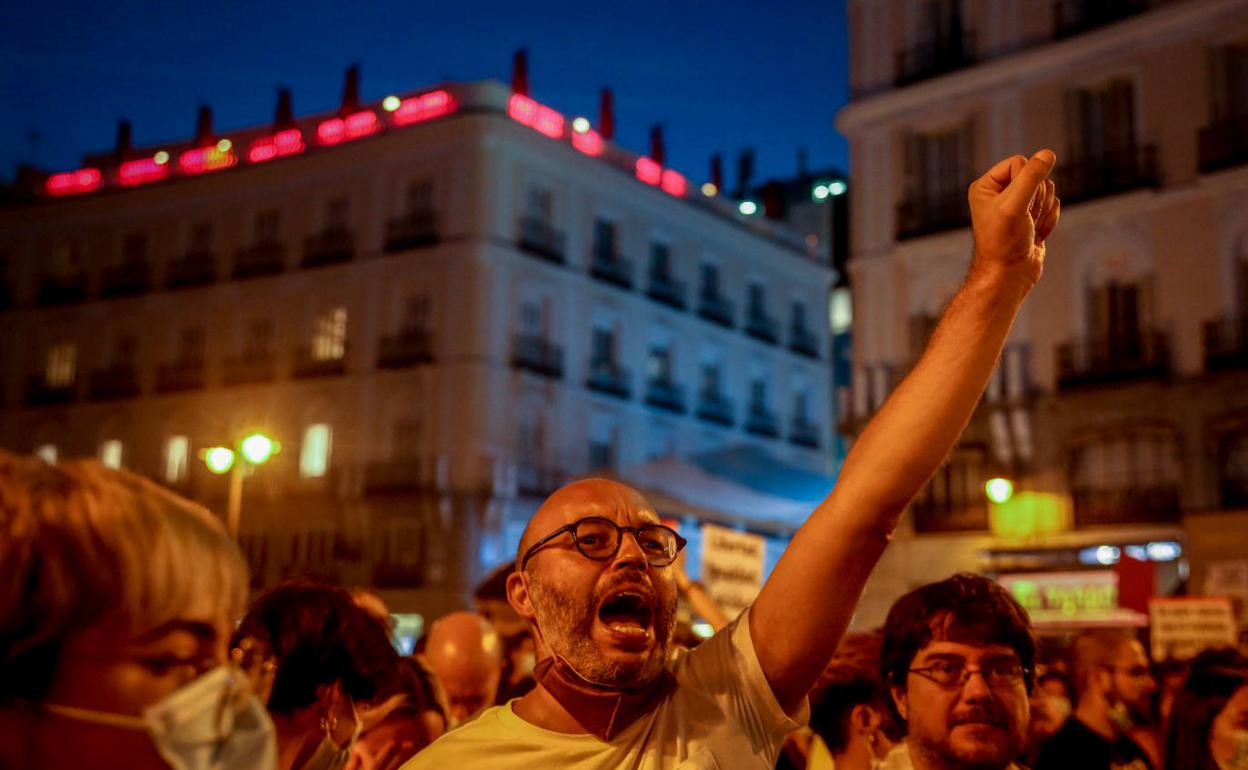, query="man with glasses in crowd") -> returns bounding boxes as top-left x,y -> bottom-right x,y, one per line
877,573 -> 1035,770
405,149 -> 1062,769
1035,630 -> 1157,770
